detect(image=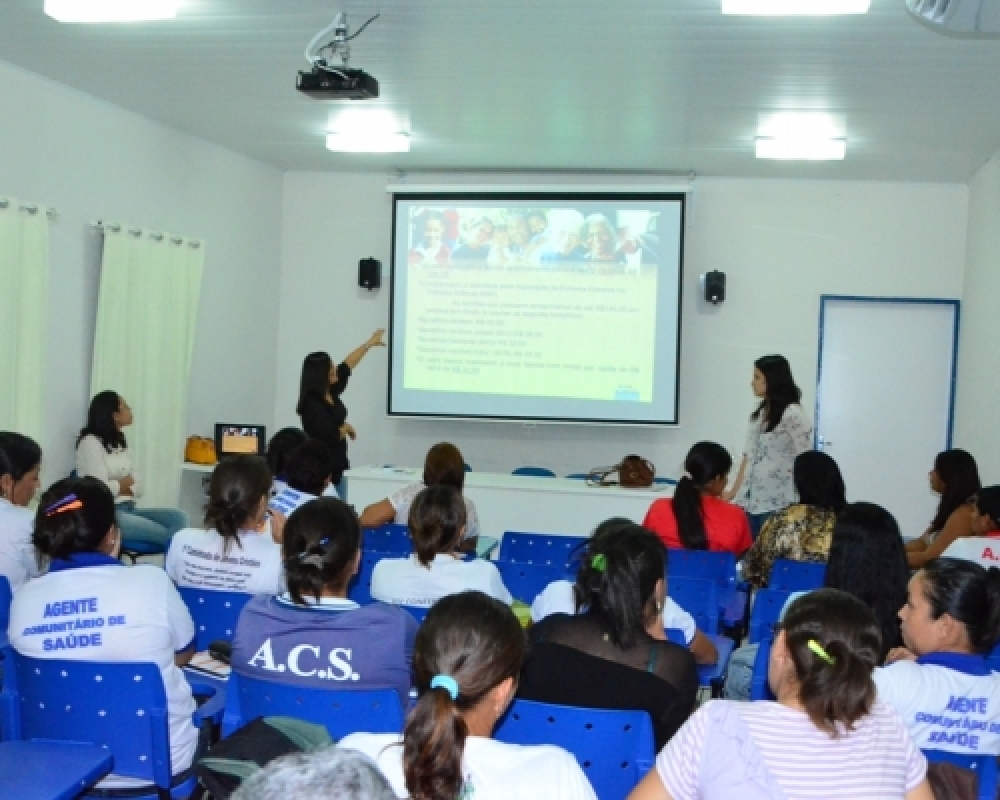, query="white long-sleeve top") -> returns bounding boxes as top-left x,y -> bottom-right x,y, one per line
0,498 -> 42,591
76,434 -> 143,504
